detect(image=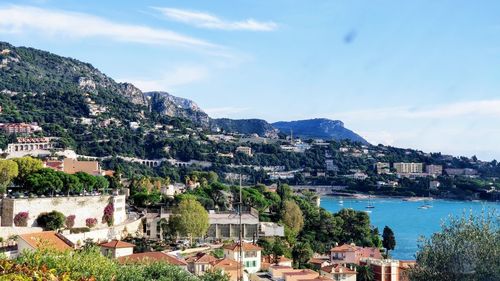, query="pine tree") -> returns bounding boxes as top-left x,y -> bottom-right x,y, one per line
382,226 -> 396,257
